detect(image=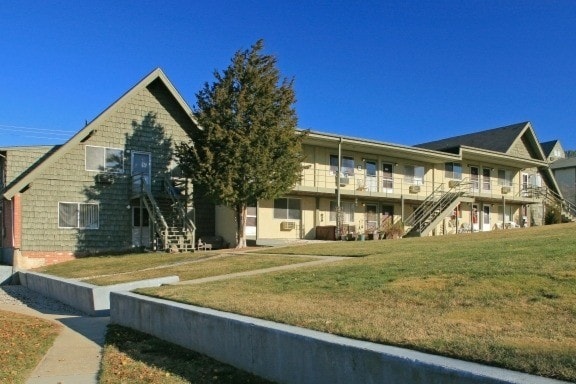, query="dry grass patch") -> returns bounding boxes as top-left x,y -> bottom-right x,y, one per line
0,310 -> 60,384
100,324 -> 271,383
85,254 -> 314,285
140,223 -> 576,381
